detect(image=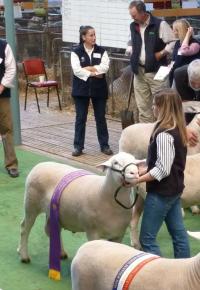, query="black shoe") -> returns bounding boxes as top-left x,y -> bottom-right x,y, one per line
7,168 -> 19,178
101,147 -> 113,155
72,149 -> 83,157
